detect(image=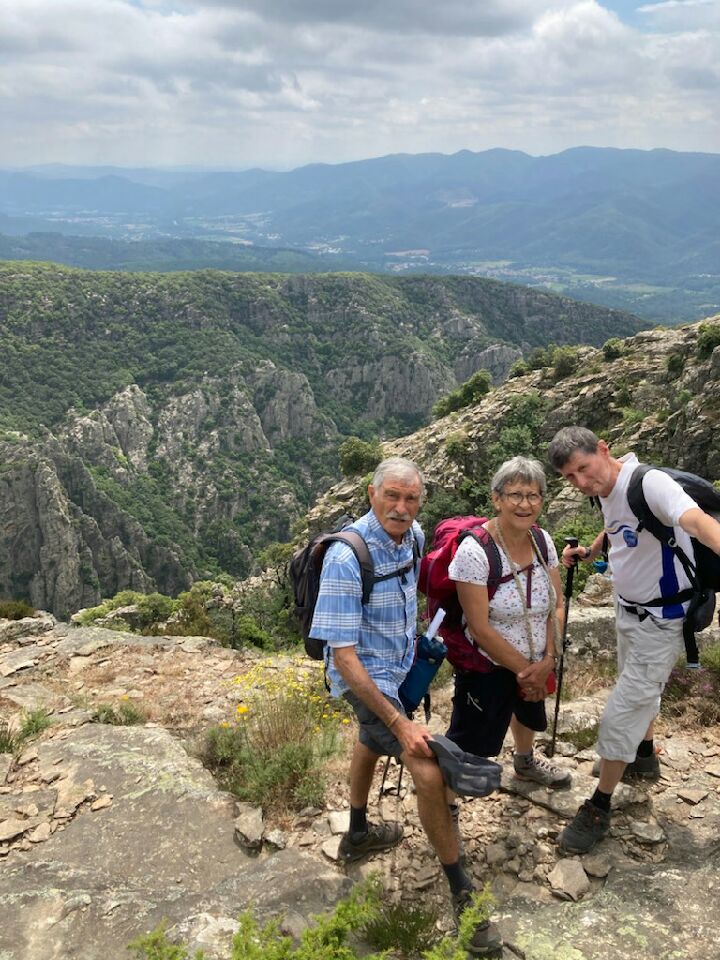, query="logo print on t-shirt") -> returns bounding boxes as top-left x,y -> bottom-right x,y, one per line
623,529 -> 639,547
